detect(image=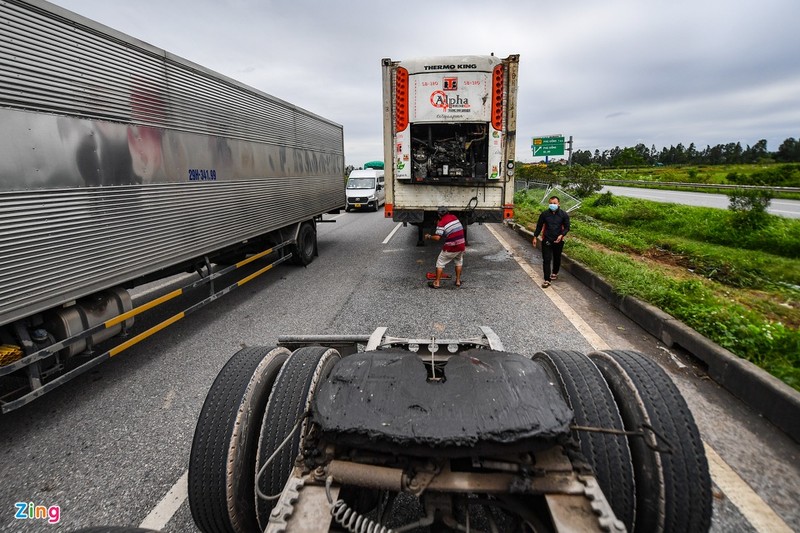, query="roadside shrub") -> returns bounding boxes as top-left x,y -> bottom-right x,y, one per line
726,171 -> 744,184
562,164 -> 602,198
592,191 -> 617,207
725,164 -> 800,186
728,188 -> 773,229
748,164 -> 800,187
